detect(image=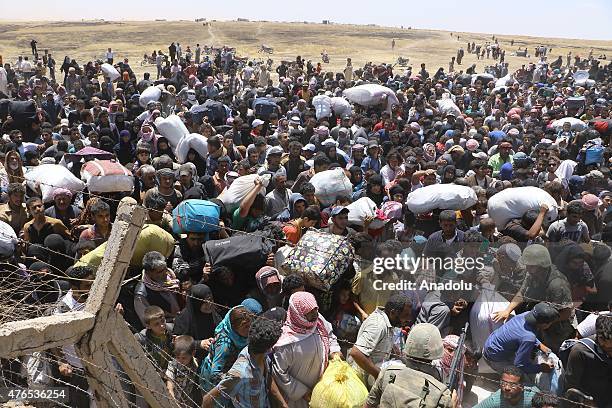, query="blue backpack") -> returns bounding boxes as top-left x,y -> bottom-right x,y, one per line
172,200 -> 220,234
